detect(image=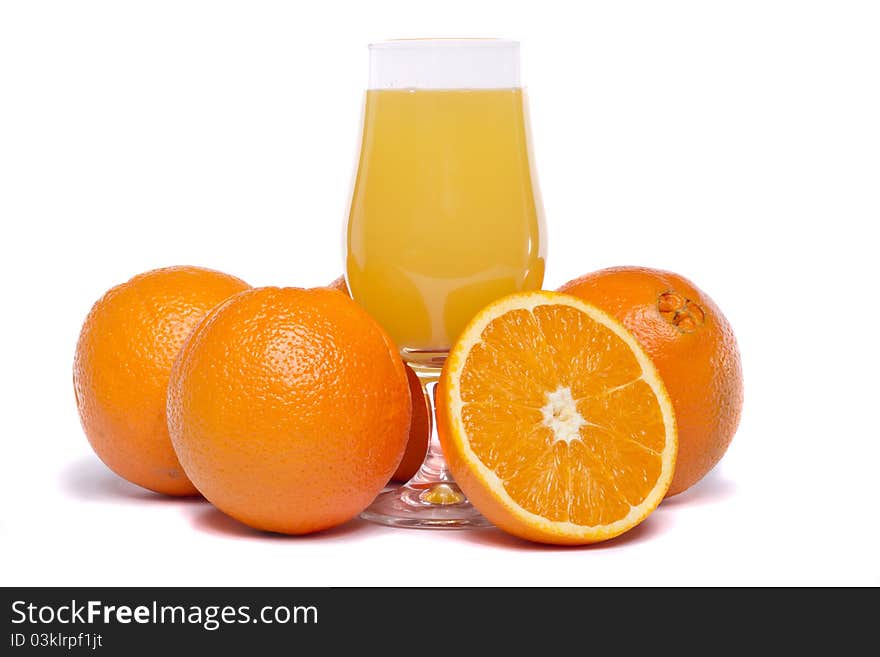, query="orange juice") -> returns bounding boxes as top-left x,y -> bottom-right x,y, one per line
346,88 -> 546,357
